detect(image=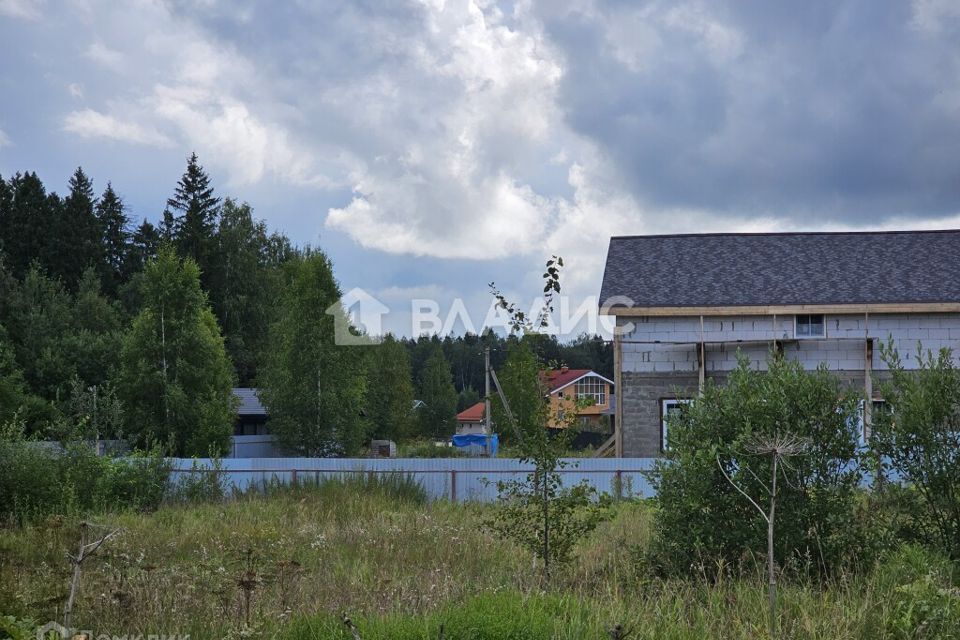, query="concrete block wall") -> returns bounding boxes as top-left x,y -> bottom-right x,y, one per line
618,313 -> 960,373
616,313 -> 960,457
